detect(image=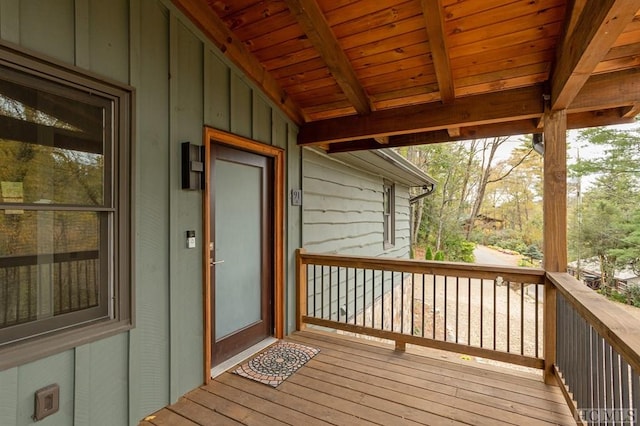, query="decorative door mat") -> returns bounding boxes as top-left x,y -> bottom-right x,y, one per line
232,341 -> 319,387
